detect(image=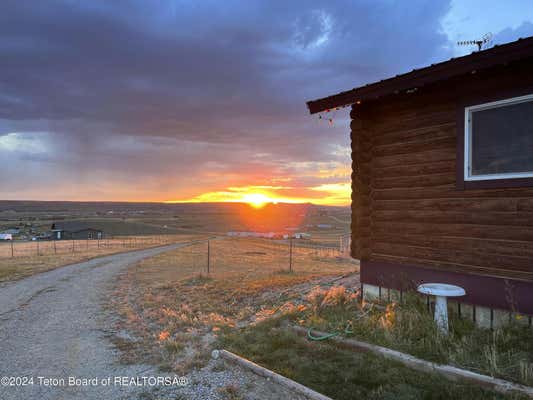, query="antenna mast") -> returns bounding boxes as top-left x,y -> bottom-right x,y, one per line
457,32 -> 493,51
